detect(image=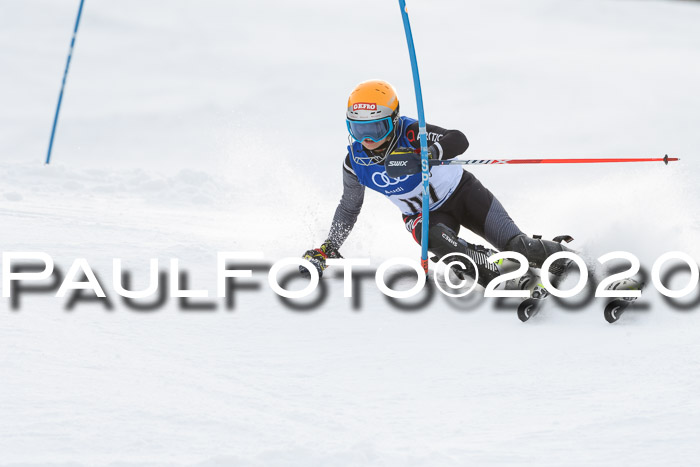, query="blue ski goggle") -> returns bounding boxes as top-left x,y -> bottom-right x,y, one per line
346,117 -> 393,143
